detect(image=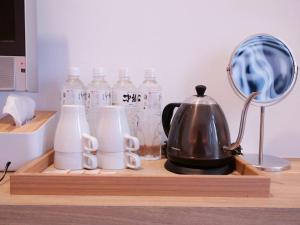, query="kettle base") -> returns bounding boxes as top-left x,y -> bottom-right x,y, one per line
164,159 -> 235,175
